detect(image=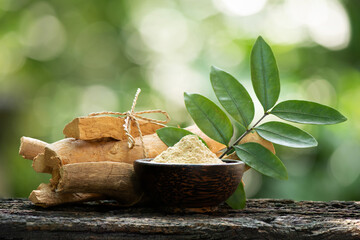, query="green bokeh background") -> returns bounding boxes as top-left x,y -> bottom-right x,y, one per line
0,0 -> 359,201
